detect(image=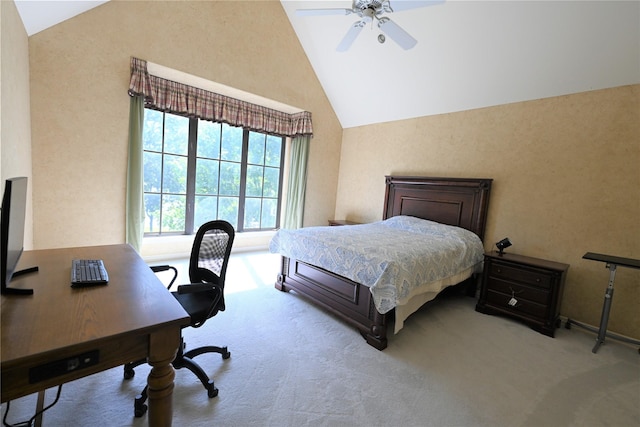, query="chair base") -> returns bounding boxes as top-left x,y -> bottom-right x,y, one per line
124,340 -> 230,417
